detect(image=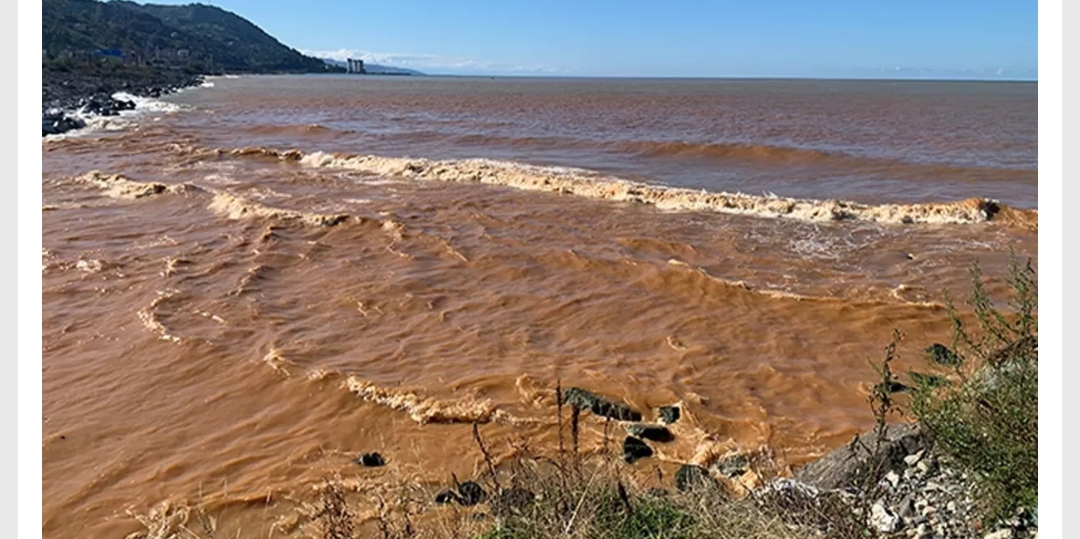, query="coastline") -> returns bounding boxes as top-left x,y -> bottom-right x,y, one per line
41,63 -> 205,136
